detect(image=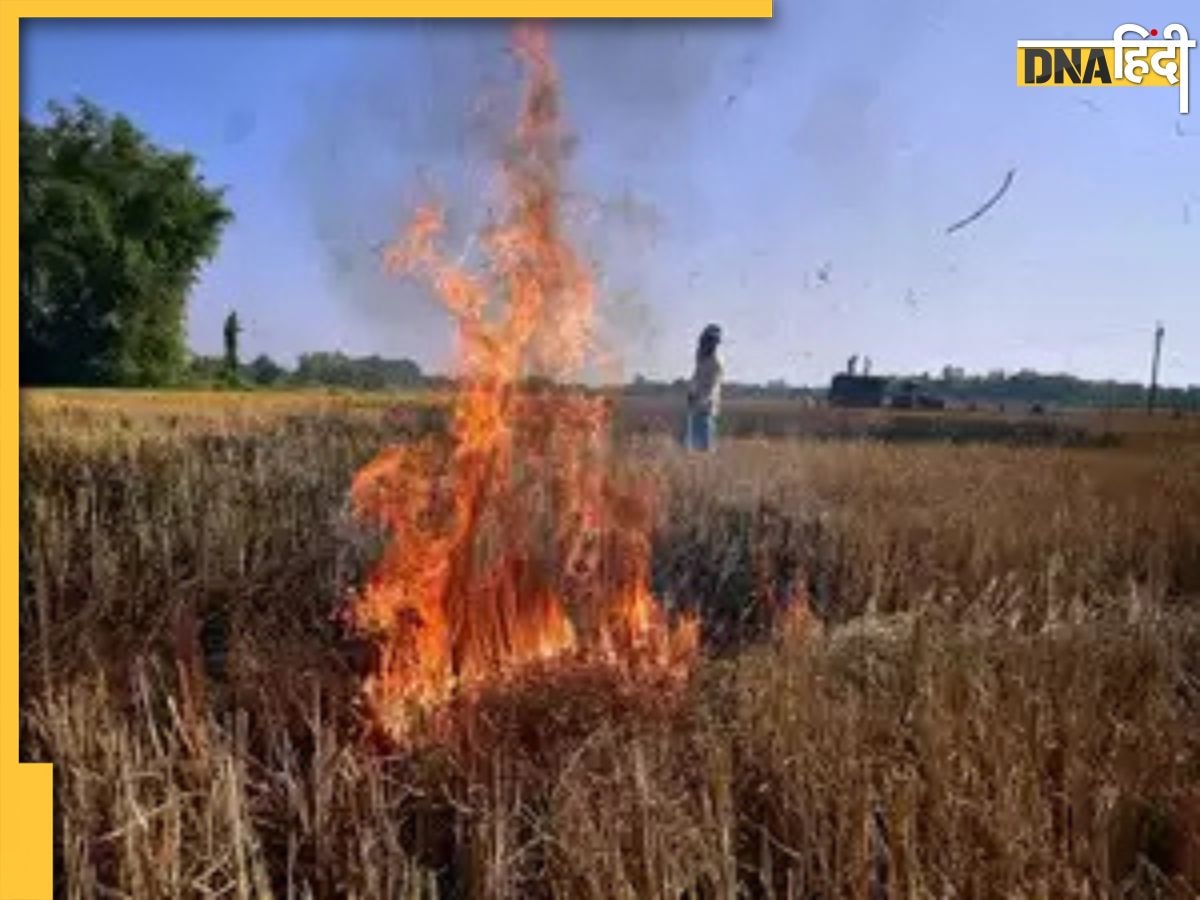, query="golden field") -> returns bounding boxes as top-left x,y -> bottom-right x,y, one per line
19,389 -> 1200,898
